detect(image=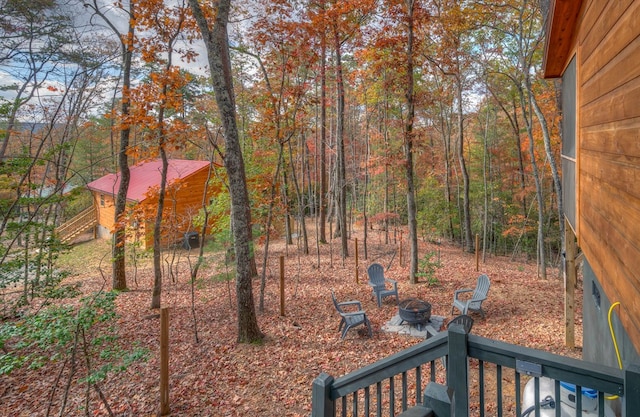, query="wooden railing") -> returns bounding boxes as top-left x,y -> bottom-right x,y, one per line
55,206 -> 97,243
312,326 -> 640,417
